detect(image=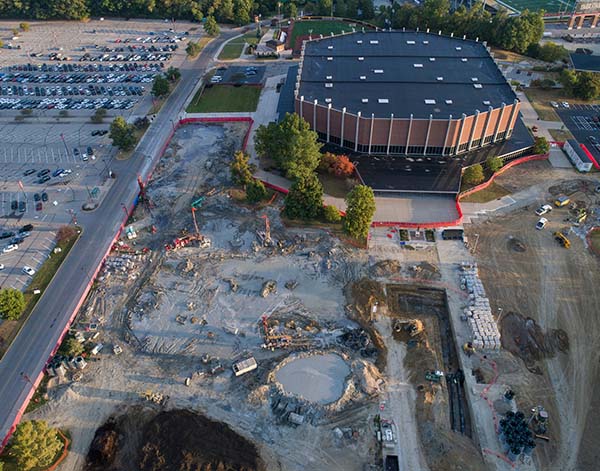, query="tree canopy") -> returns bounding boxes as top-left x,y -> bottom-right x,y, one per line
255,113 -> 322,180
533,136 -> 550,155
11,420 -> 63,471
283,173 -> 324,220
486,156 -> 503,173
204,16 -> 220,37
462,164 -> 485,185
230,151 -> 255,187
246,179 -> 268,203
343,185 -> 375,240
0,288 -> 25,321
109,116 -> 136,151
151,75 -> 170,98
